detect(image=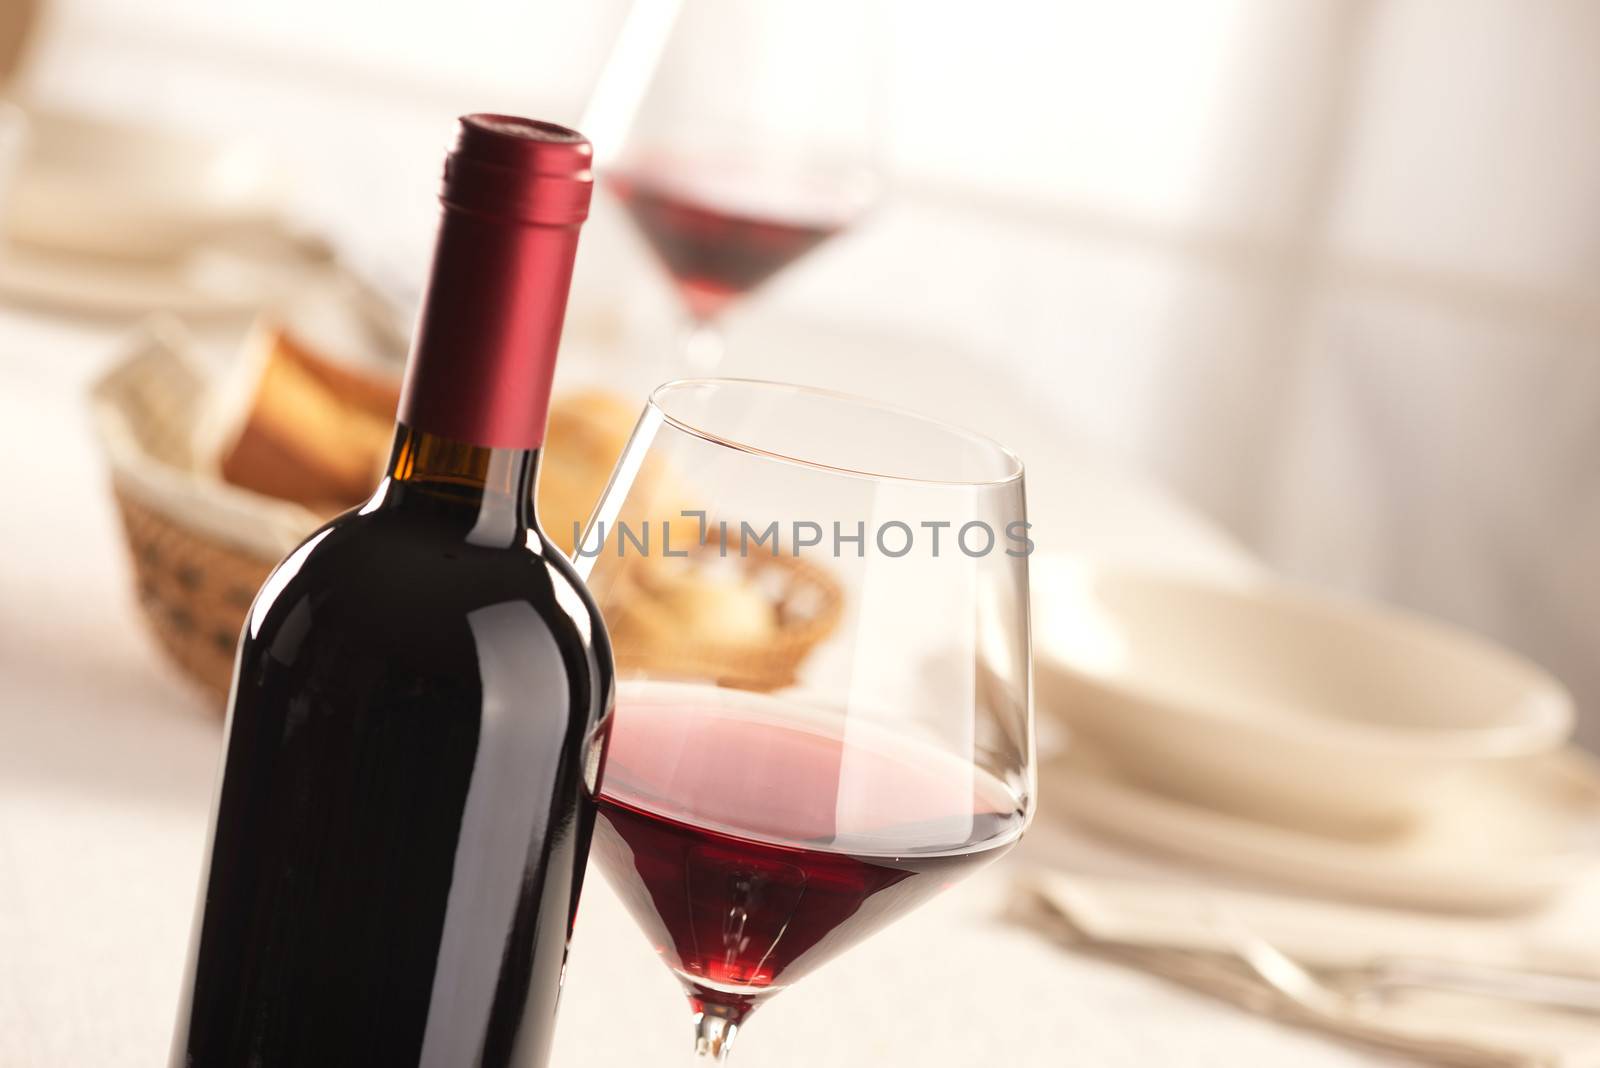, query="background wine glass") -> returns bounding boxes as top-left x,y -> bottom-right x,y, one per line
576,380 -> 1035,1062
584,0 -> 883,373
